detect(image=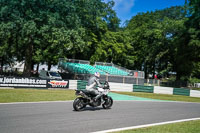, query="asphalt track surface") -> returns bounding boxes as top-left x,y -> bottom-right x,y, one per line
0,100 -> 200,133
